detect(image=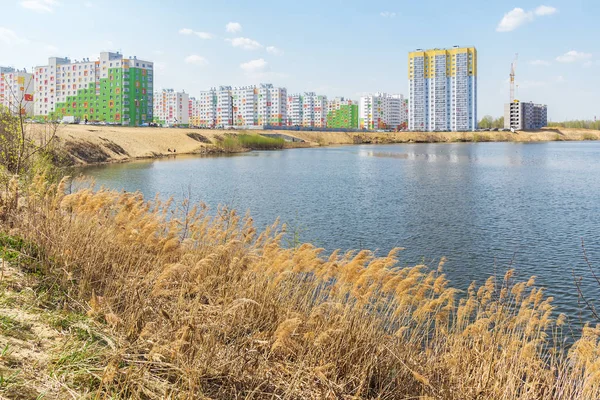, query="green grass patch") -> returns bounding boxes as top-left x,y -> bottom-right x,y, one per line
0,315 -> 33,340
238,134 -> 285,150
583,133 -> 597,140
216,134 -> 285,151
0,233 -> 40,266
